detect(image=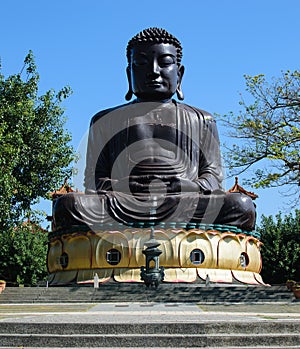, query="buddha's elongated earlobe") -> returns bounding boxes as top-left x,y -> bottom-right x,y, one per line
176,87 -> 184,100
176,65 -> 185,100
125,89 -> 133,101
125,66 -> 133,101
